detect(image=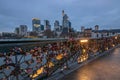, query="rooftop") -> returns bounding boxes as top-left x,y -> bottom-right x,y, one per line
92,29 -> 120,33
